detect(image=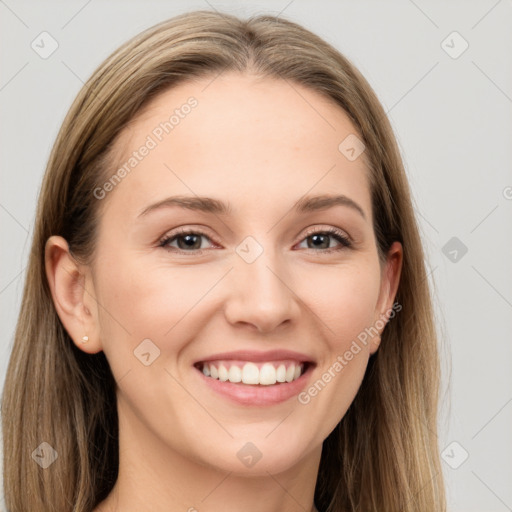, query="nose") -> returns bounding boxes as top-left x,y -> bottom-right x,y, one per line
223,246 -> 300,334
